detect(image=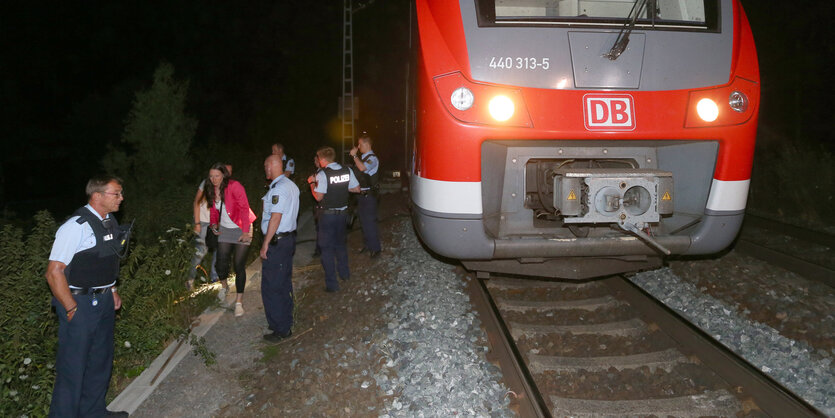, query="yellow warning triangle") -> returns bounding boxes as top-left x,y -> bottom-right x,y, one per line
567,190 -> 577,200
662,191 -> 672,201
